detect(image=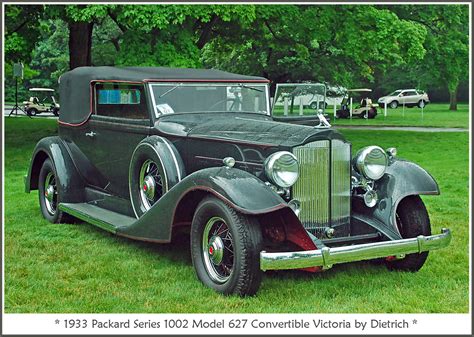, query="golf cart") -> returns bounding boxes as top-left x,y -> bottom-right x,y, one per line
336,88 -> 378,119
23,88 -> 60,116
